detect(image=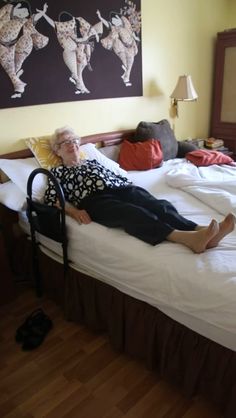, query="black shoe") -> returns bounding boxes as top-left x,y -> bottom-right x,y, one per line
15,308 -> 53,350
15,308 -> 45,343
22,313 -> 53,350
